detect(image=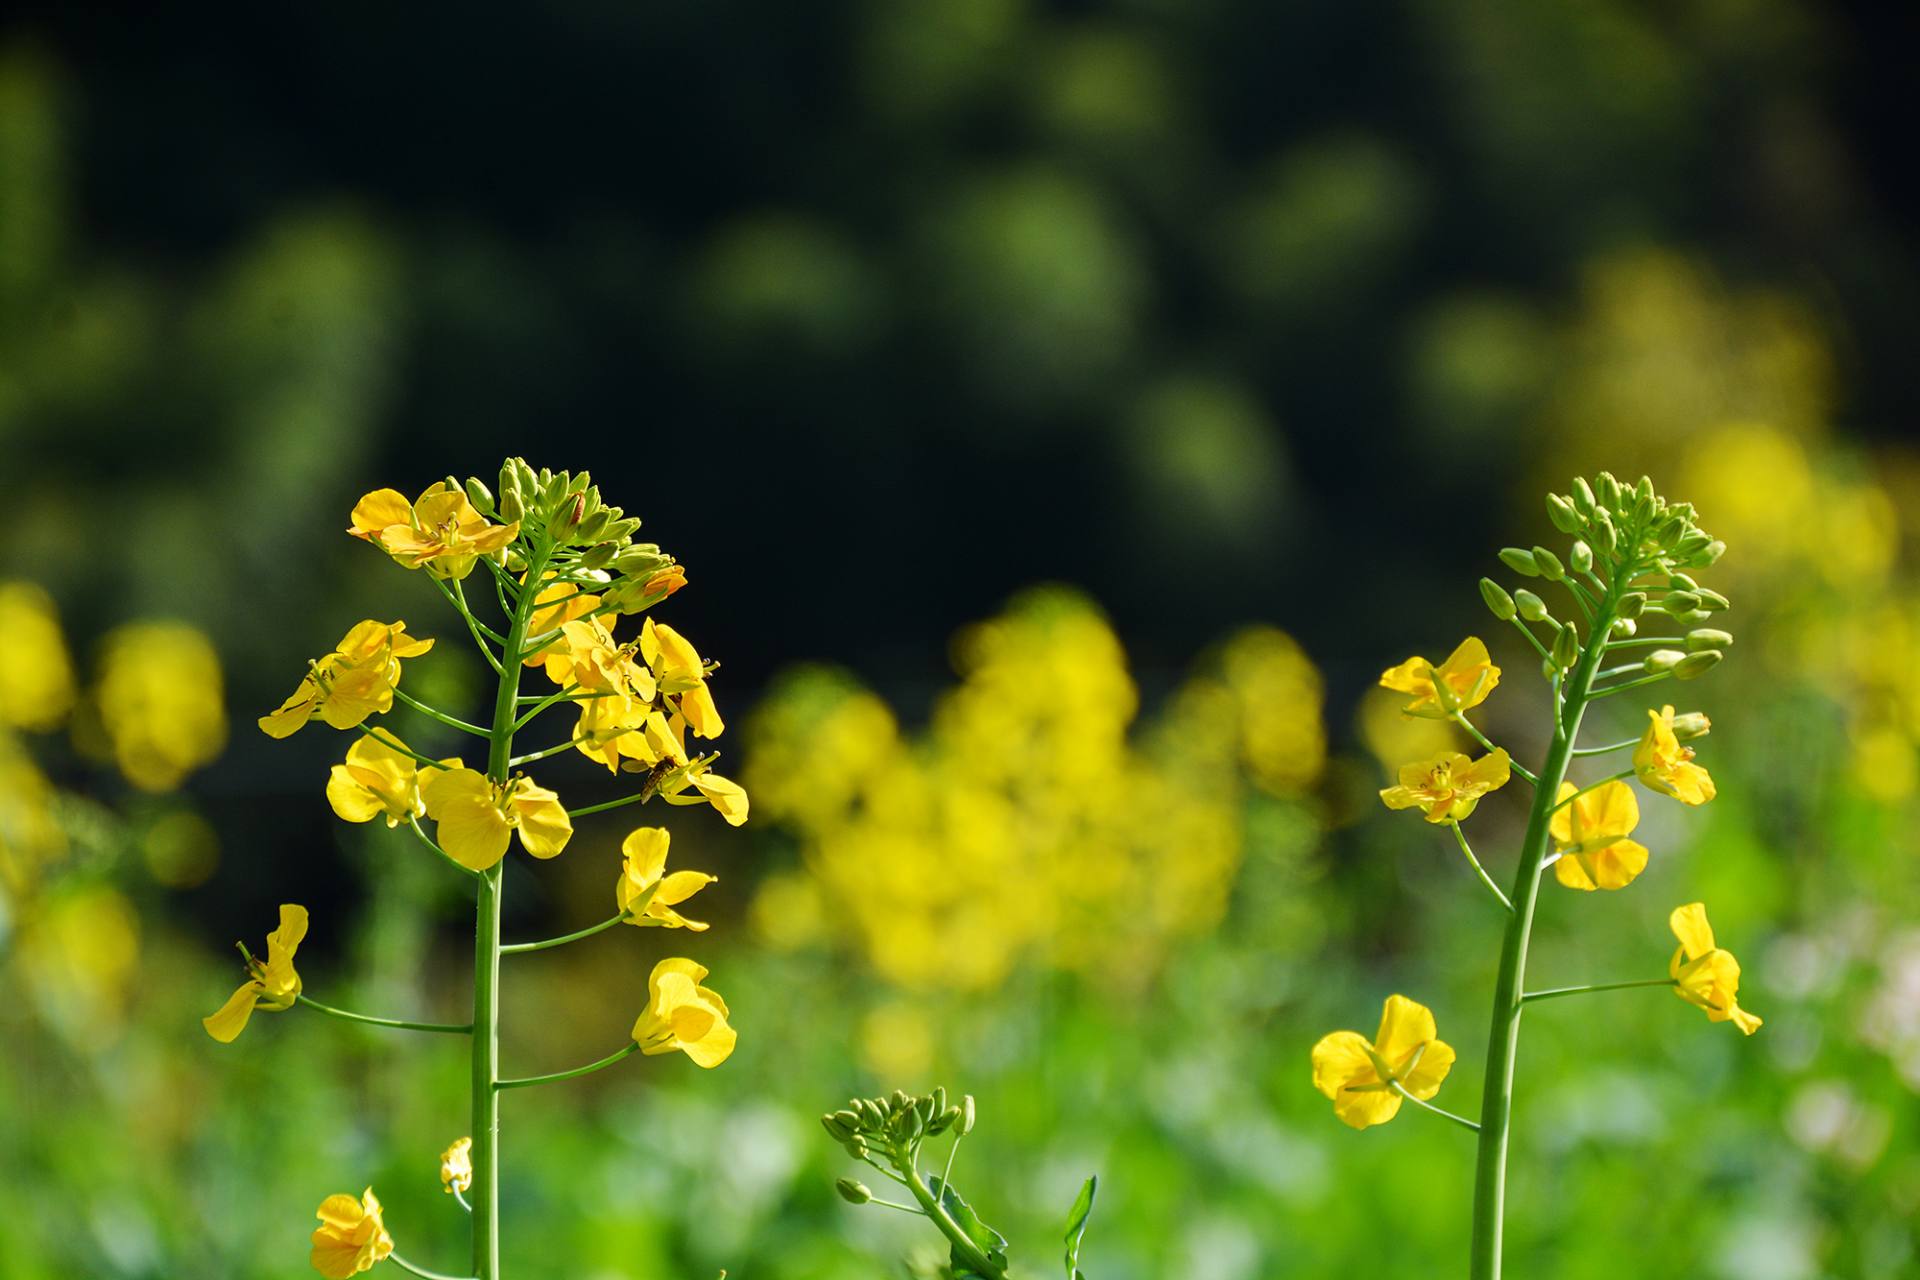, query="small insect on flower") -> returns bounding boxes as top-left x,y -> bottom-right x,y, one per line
616,827 -> 717,930
632,957 -> 737,1068
439,1138 -> 473,1195
1634,705 -> 1716,805
309,1187 -> 393,1278
258,621 -> 434,739
349,483 -> 519,581
1379,749 -> 1513,823
204,904 -> 308,1043
421,768 -> 573,871
1379,636 -> 1501,719
658,760 -> 750,827
1669,902 -> 1762,1035
1311,994 -> 1457,1130
1549,780 -> 1648,891
326,735 -> 458,827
